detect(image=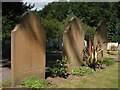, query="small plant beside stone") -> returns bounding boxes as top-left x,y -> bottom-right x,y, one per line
100,57 -> 114,66
85,42 -> 110,71
71,66 -> 93,76
21,76 -> 51,88
47,58 -> 69,78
